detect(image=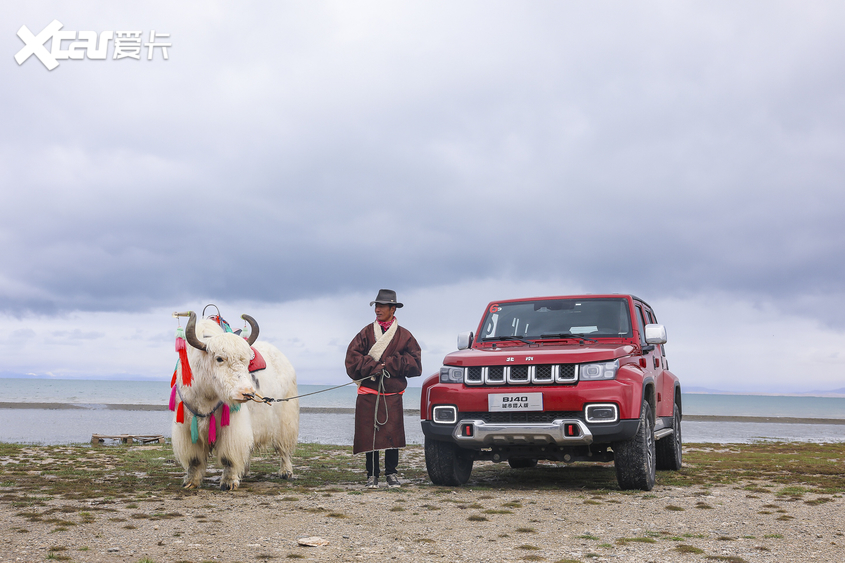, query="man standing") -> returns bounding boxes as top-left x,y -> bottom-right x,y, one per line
345,289 -> 422,488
